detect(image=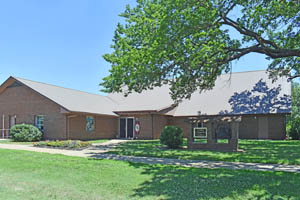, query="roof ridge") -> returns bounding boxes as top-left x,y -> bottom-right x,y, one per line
13,76 -> 108,98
